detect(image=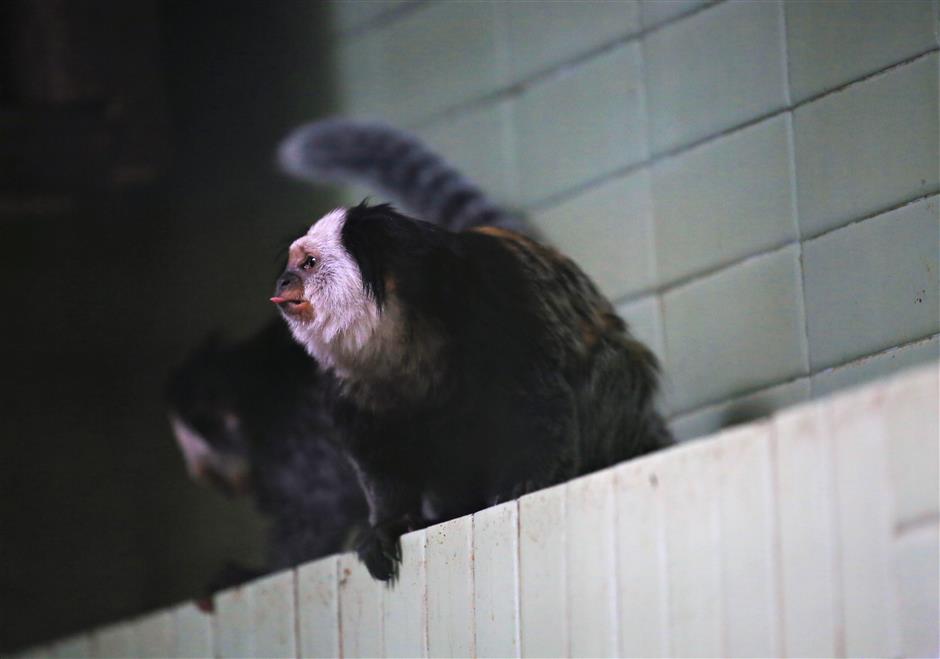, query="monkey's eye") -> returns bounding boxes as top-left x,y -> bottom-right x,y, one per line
301,255 -> 318,270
